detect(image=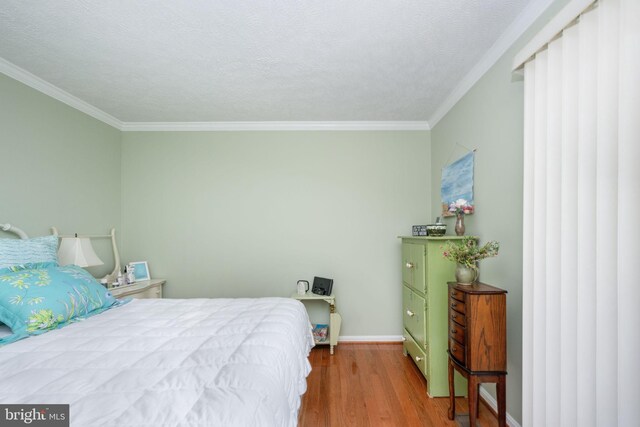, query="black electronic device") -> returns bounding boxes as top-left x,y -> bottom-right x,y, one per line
311,276 -> 333,296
